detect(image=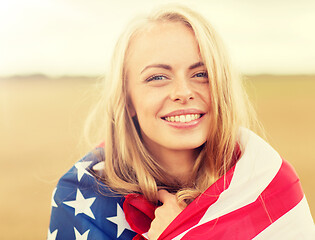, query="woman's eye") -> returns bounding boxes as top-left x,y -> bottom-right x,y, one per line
146,75 -> 167,82
193,72 -> 208,78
